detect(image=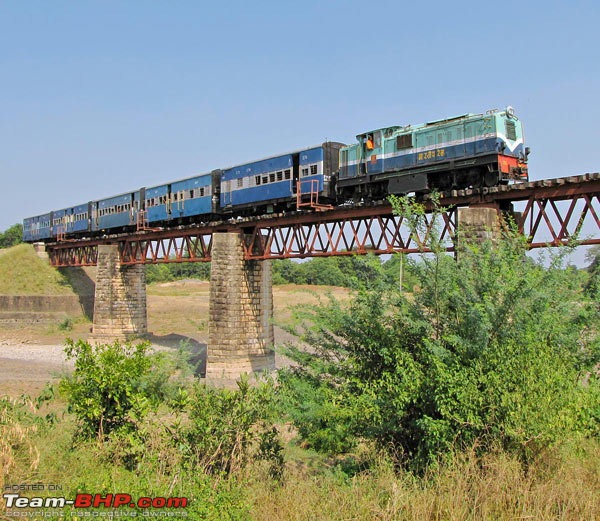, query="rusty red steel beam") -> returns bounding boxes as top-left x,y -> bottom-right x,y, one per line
521,191 -> 600,248
44,173 -> 600,266
242,211 -> 458,260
